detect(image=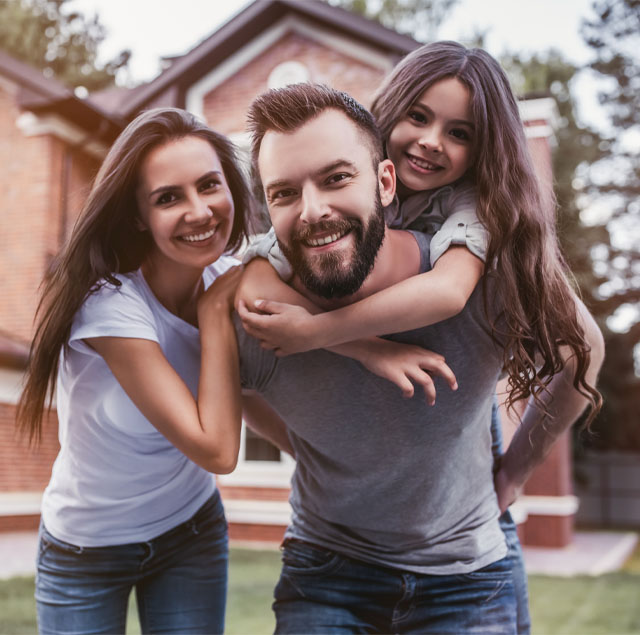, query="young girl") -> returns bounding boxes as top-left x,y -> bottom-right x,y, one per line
16,108 -> 287,634
238,41 -> 602,634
